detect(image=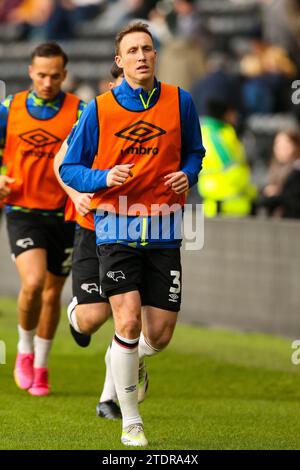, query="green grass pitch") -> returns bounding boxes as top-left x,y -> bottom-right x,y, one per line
1,296 -> 300,450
